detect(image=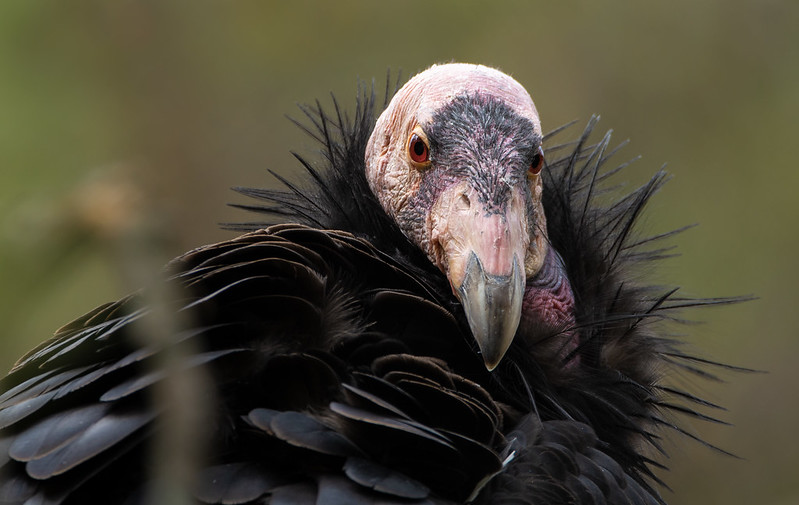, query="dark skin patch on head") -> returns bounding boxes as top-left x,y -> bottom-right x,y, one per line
419,93 -> 542,214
